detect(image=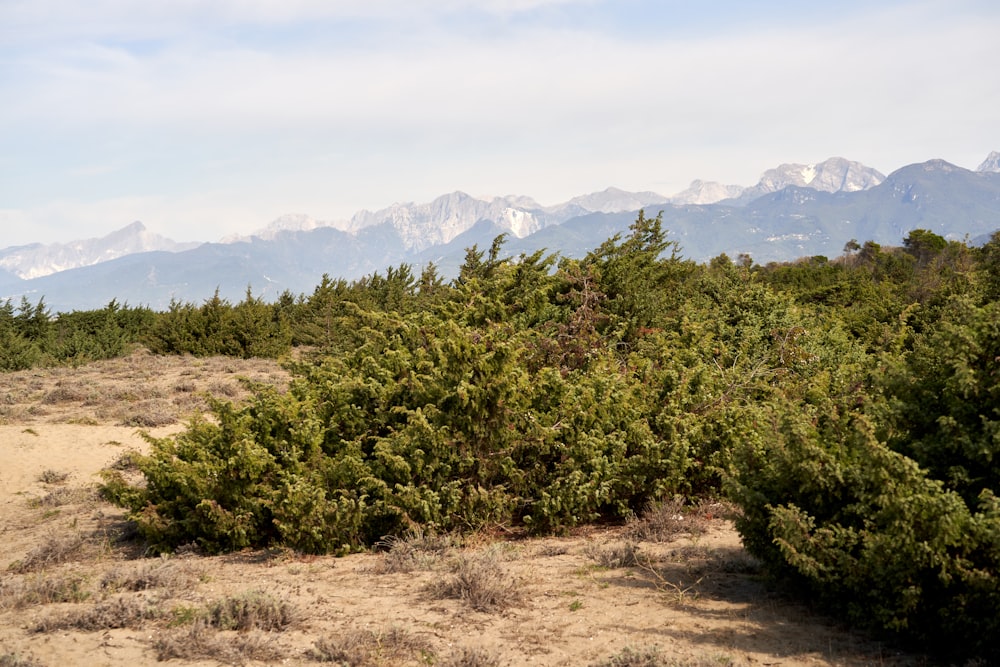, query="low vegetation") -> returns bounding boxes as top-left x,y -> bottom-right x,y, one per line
5,217 -> 1000,660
